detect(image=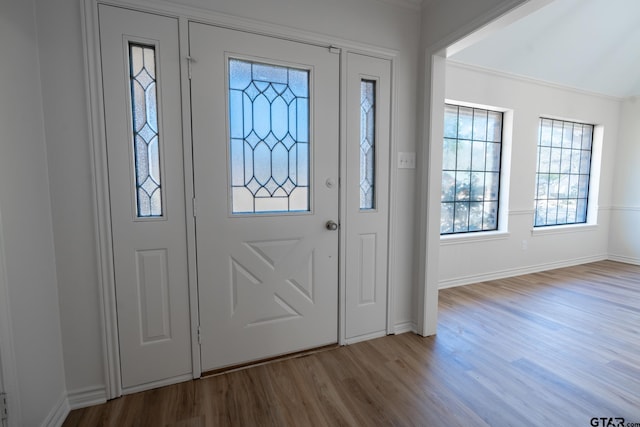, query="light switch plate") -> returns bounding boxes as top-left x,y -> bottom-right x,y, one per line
398,152 -> 416,169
